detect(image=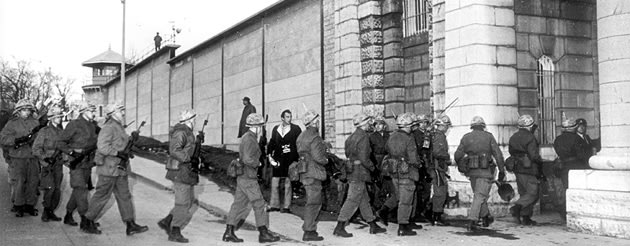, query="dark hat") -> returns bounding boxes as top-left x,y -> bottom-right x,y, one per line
576,118 -> 587,126
242,97 -> 251,102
